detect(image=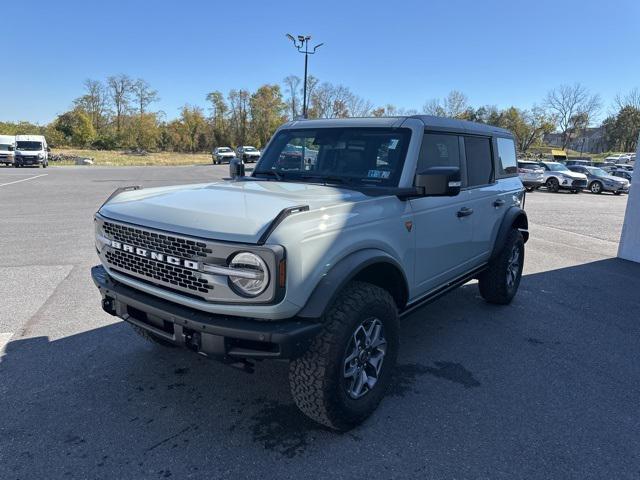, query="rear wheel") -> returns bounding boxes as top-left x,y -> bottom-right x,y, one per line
478,229 -> 524,305
614,191 -> 622,196
546,177 -> 560,193
590,181 -> 603,194
289,281 -> 399,431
